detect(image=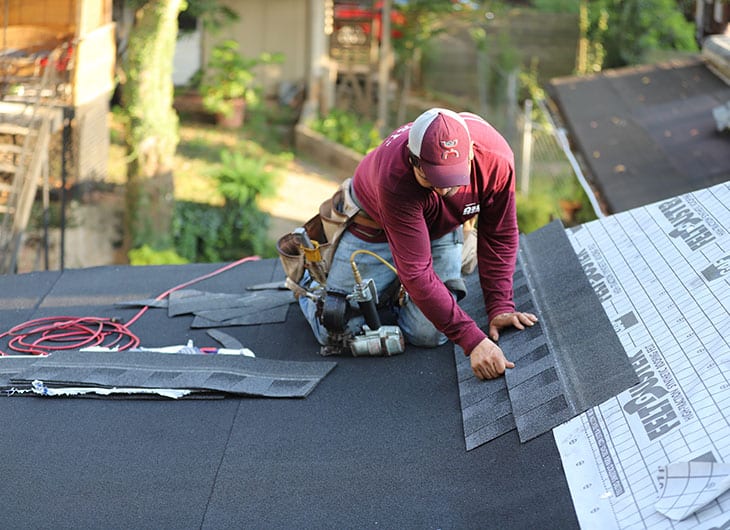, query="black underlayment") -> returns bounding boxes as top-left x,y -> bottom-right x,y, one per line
0,258 -> 580,528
